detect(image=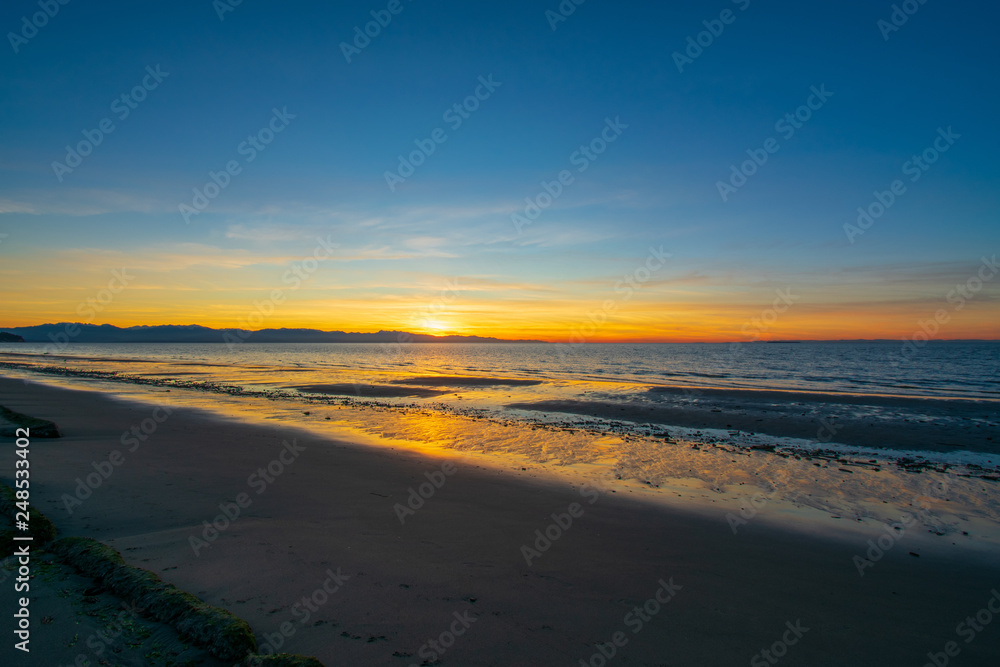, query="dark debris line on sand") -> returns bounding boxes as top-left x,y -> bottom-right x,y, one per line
0,476 -> 323,665
47,537 -> 258,663
0,404 -> 62,438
